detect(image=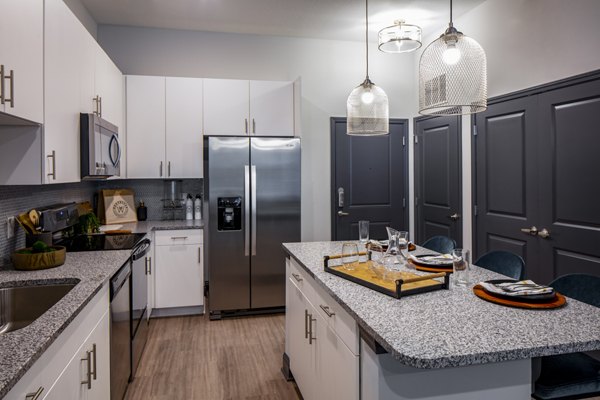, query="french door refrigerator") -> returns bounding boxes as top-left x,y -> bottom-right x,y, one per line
204,136 -> 301,319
